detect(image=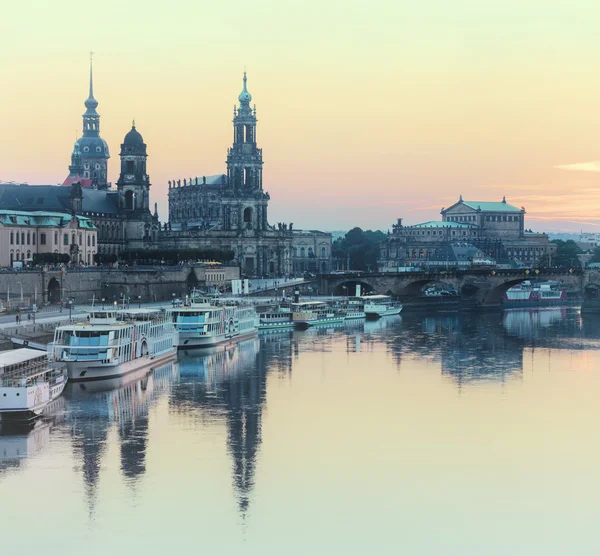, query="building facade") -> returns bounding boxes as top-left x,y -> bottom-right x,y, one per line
0,68 -> 331,275
163,73 -> 331,276
0,210 -> 97,267
379,196 -> 556,269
